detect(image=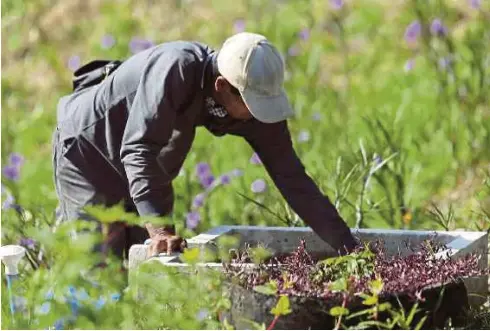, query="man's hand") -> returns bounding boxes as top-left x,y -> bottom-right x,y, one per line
145,224 -> 187,257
